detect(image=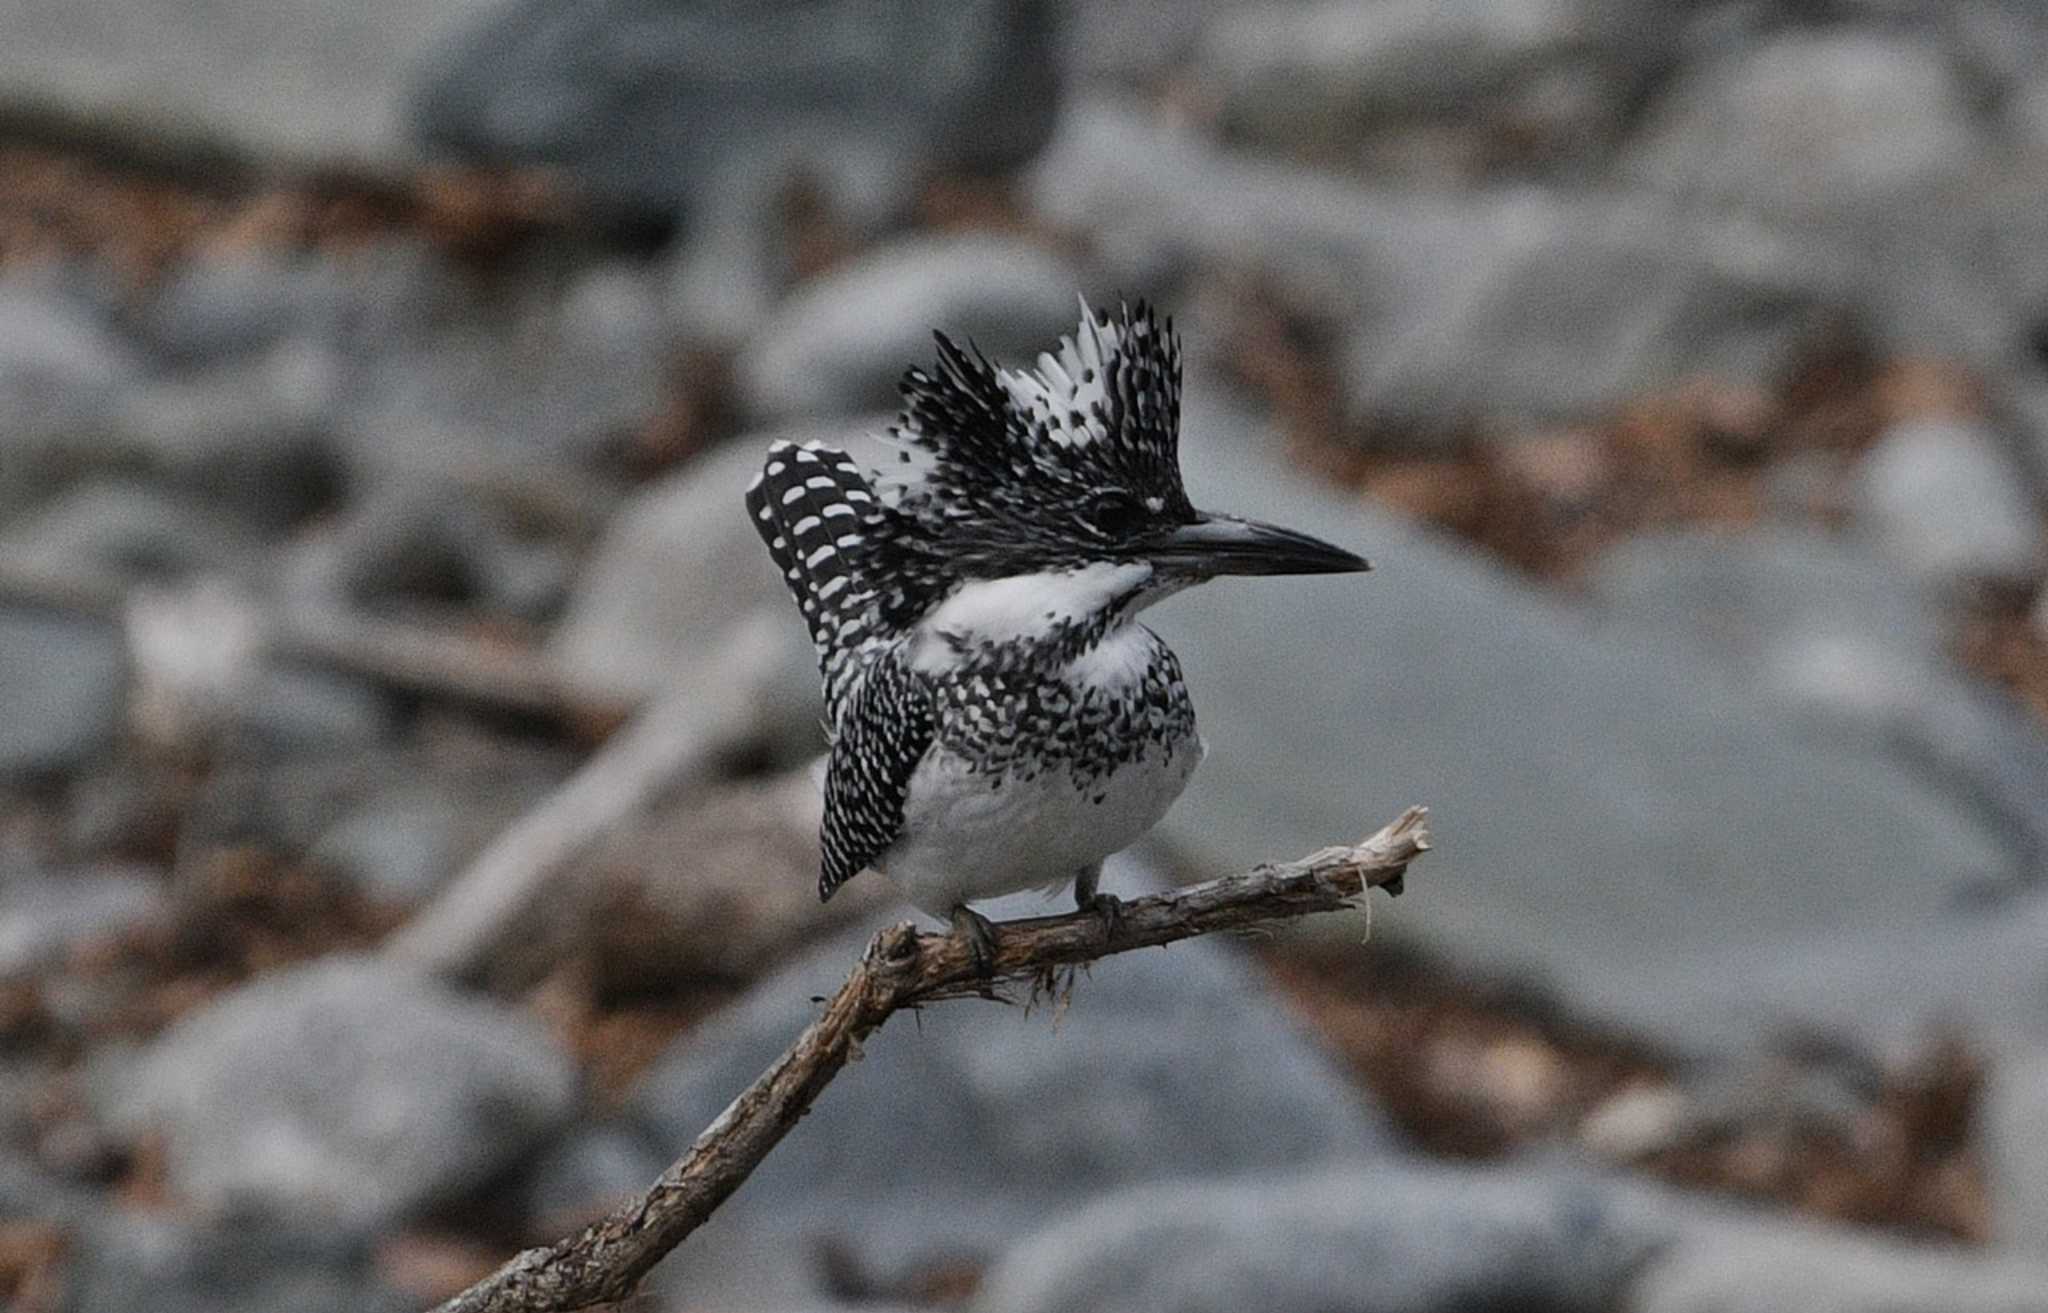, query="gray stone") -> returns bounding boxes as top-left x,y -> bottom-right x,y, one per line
576,770 -> 895,992
547,434 -> 830,750
0,610 -> 125,777
138,254 -> 358,363
410,0 -> 1059,216
975,1163 -> 1653,1313
1027,100 -> 1837,439
627,909 -> 1391,1306
1587,526 -> 1950,730
282,484 -> 574,624
59,1212 -> 410,1313
1984,1047 -> 2048,1253
1060,0 -> 1253,87
0,0 -> 503,167
179,736 -> 569,890
228,668 -> 394,754
0,1143 -> 102,1224
1339,192 -> 1834,436
0,275 -> 144,516
510,1118 -> 667,1235
1153,385 -> 2019,1058
309,793 -> 465,903
1026,97 -> 1478,330
739,235 -> 1083,421
1627,1227 -> 2048,1313
1197,0 -> 1672,172
337,260 -> 675,476
115,346 -> 347,528
0,479 -> 263,585
1621,31 -> 1980,220
1853,417 -> 2042,587
107,955 -> 578,1232
0,864 -> 169,977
